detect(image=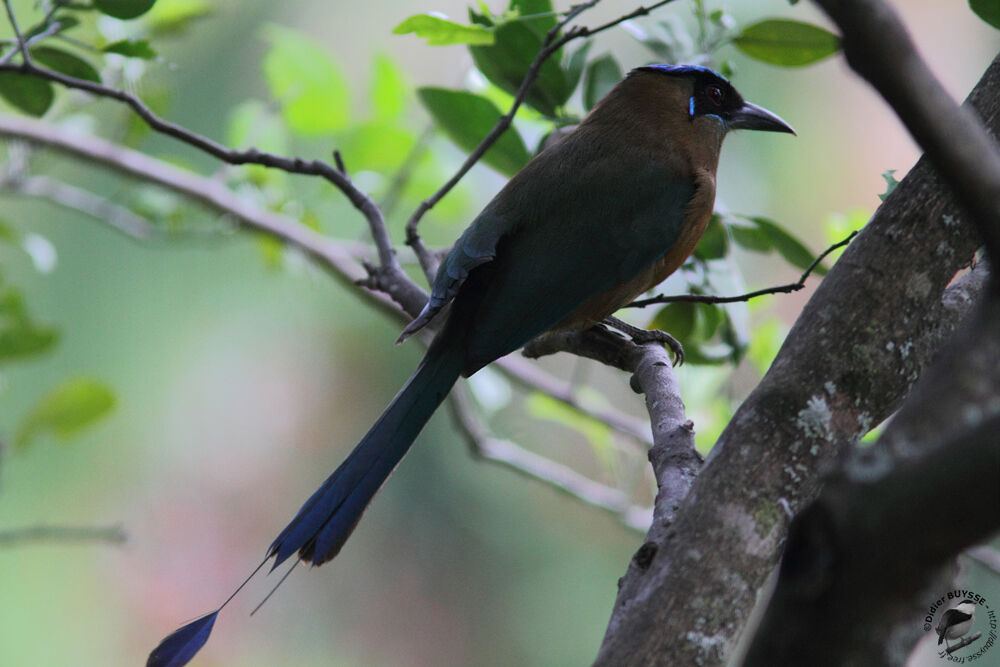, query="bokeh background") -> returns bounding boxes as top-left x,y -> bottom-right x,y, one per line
0,1 -> 997,665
